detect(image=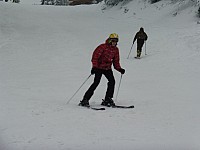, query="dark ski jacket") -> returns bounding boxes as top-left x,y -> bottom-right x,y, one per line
133,30 -> 148,43
91,39 -> 121,72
